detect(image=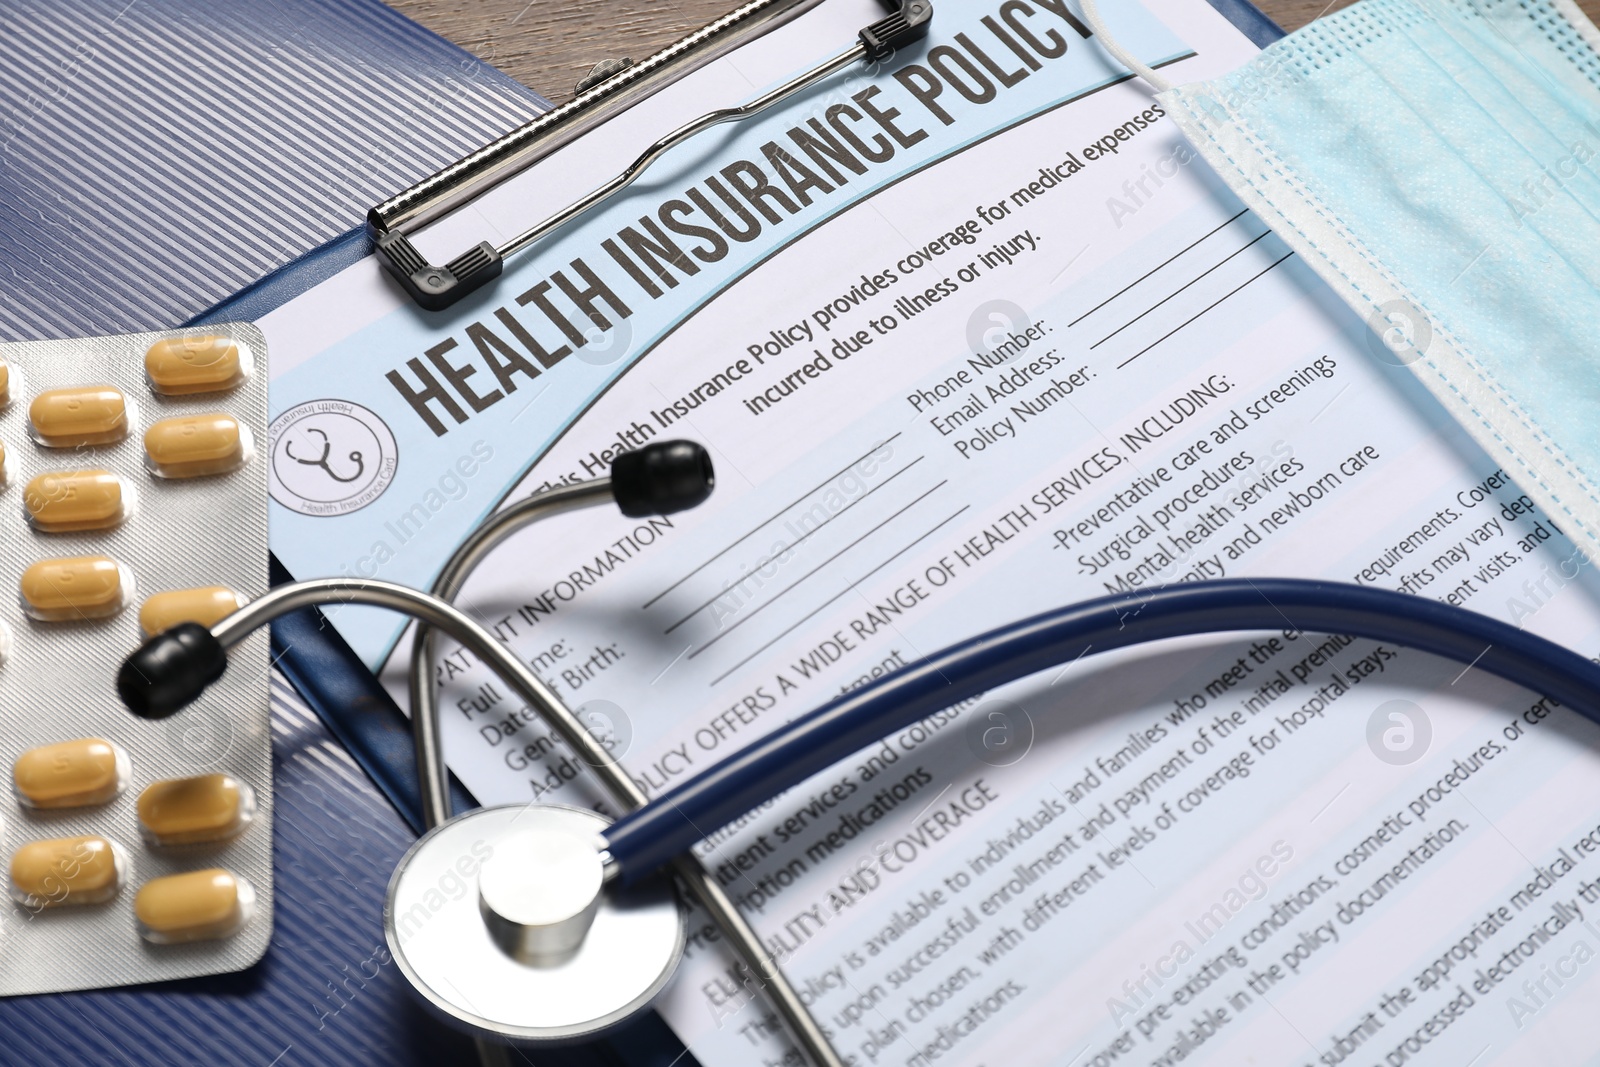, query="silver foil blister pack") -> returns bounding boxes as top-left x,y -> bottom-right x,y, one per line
0,325 -> 271,995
